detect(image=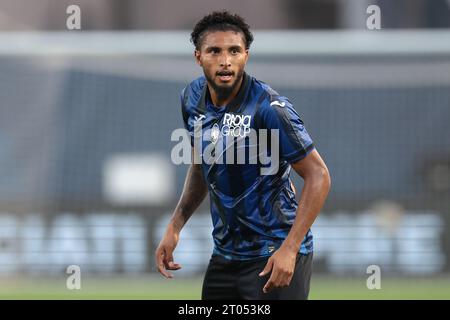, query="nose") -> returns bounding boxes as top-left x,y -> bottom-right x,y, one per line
219,52 -> 231,68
